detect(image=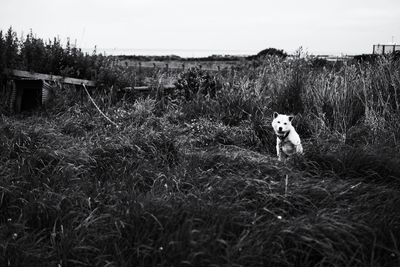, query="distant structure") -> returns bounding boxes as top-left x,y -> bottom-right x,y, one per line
313,55 -> 354,62
2,69 -> 95,113
373,44 -> 400,55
